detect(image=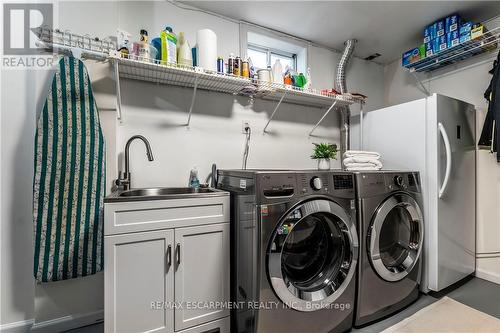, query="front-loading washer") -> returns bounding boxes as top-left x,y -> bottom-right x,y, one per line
353,171 -> 425,327
217,170 -> 358,333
